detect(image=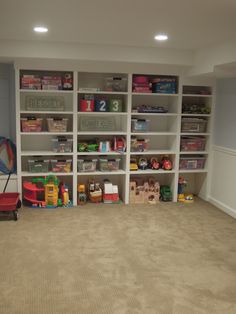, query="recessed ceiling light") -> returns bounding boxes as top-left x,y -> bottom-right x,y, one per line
155,34 -> 168,41
34,26 -> 48,33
